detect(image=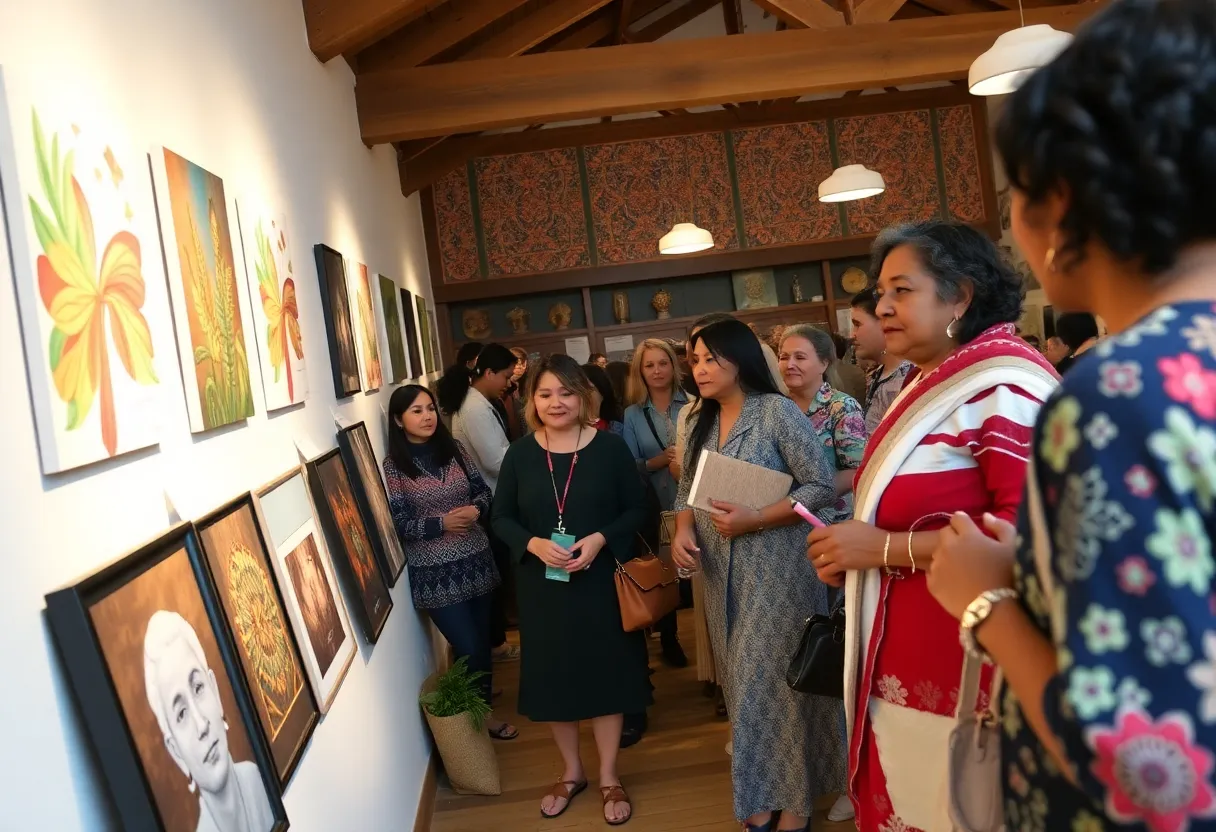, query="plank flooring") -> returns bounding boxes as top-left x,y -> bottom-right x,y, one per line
430,612 -> 854,832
